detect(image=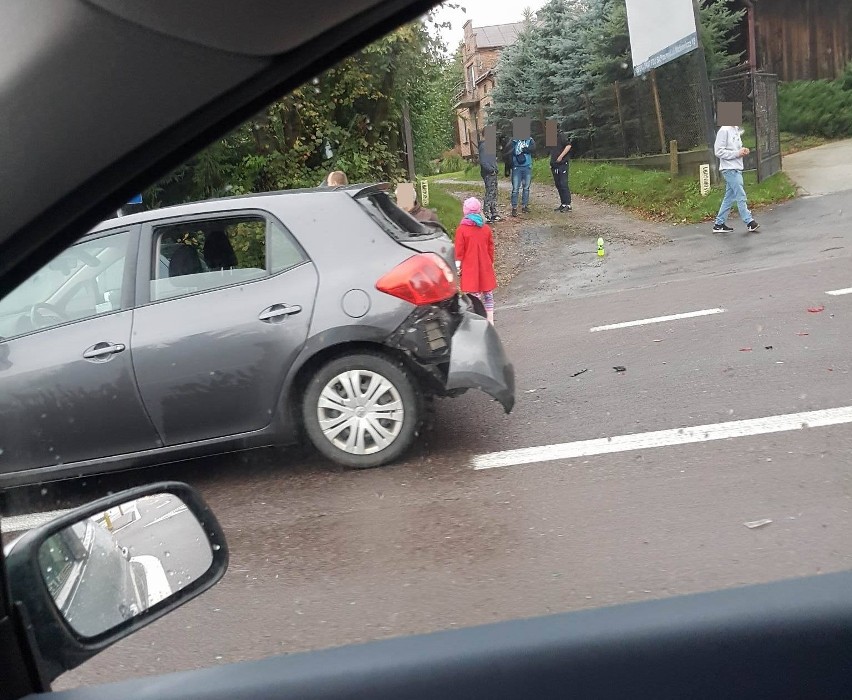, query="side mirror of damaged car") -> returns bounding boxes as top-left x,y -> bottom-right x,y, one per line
3,481 -> 228,685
